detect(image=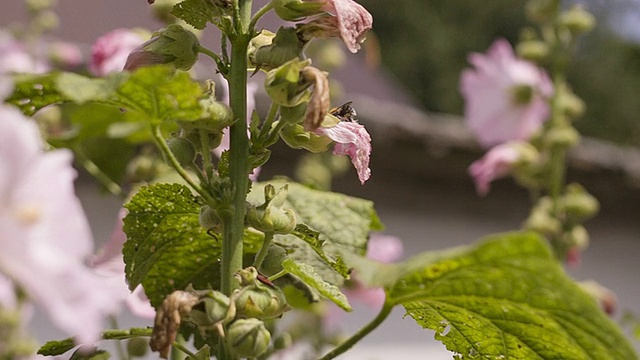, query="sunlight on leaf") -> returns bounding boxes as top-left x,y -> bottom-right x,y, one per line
282,259 -> 352,311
